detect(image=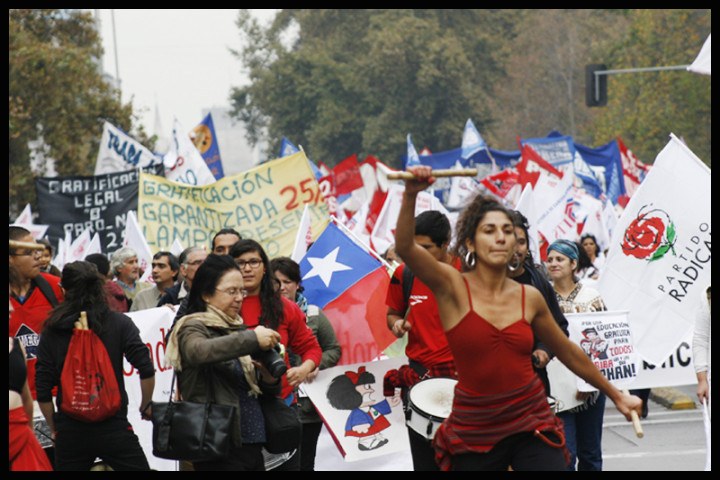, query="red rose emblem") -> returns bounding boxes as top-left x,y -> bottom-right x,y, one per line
621,206 -> 676,261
